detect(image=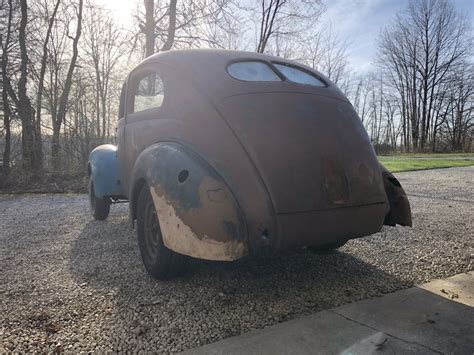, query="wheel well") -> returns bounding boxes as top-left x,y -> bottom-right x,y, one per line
132,178 -> 147,222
